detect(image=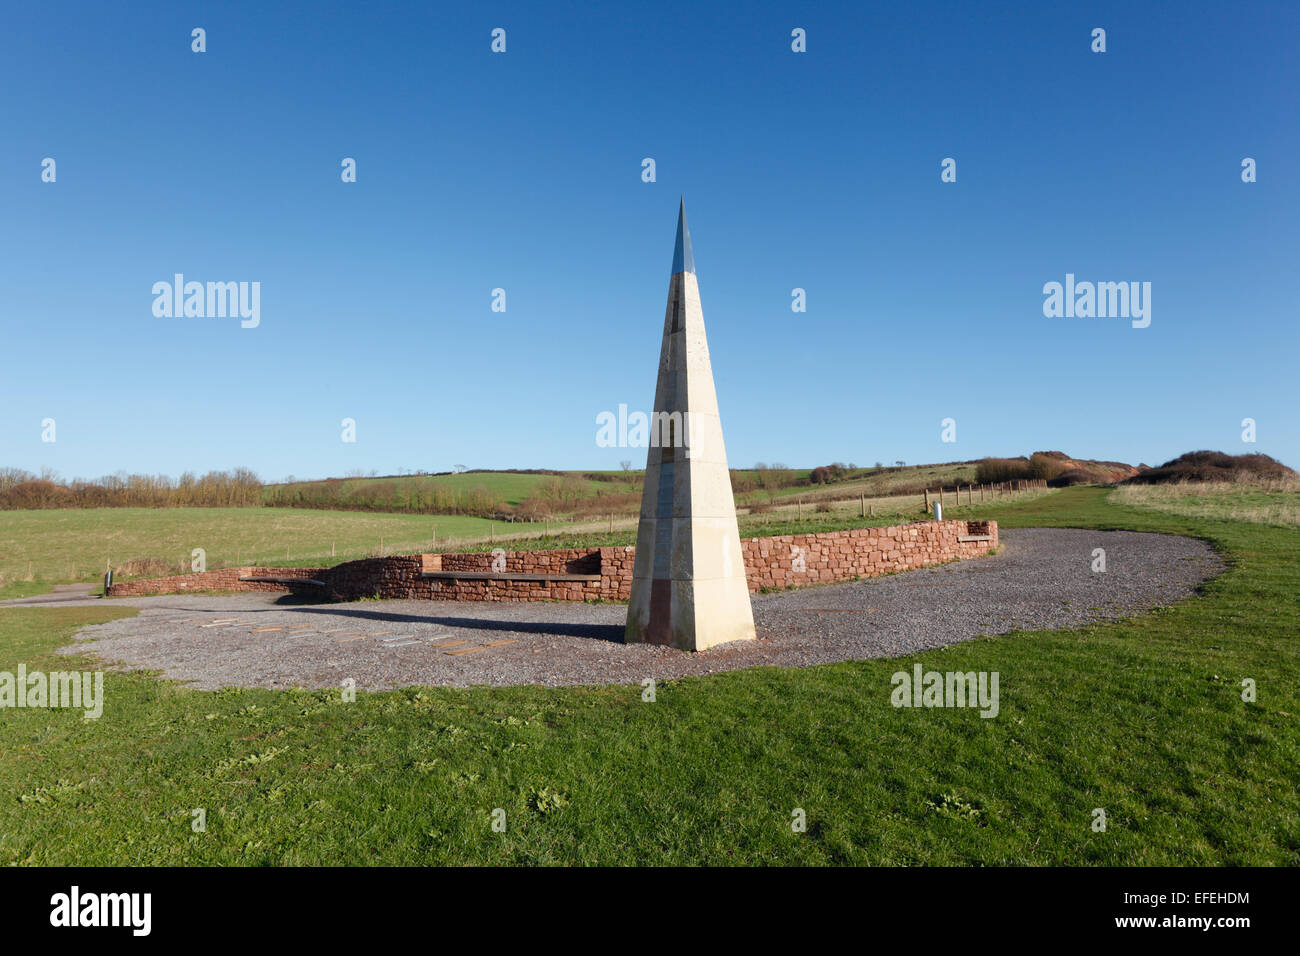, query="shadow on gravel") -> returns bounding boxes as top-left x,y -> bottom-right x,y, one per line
273,602 -> 630,644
